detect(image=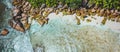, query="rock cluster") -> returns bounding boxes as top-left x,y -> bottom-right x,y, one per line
9,0 -> 120,32
9,0 -> 49,32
